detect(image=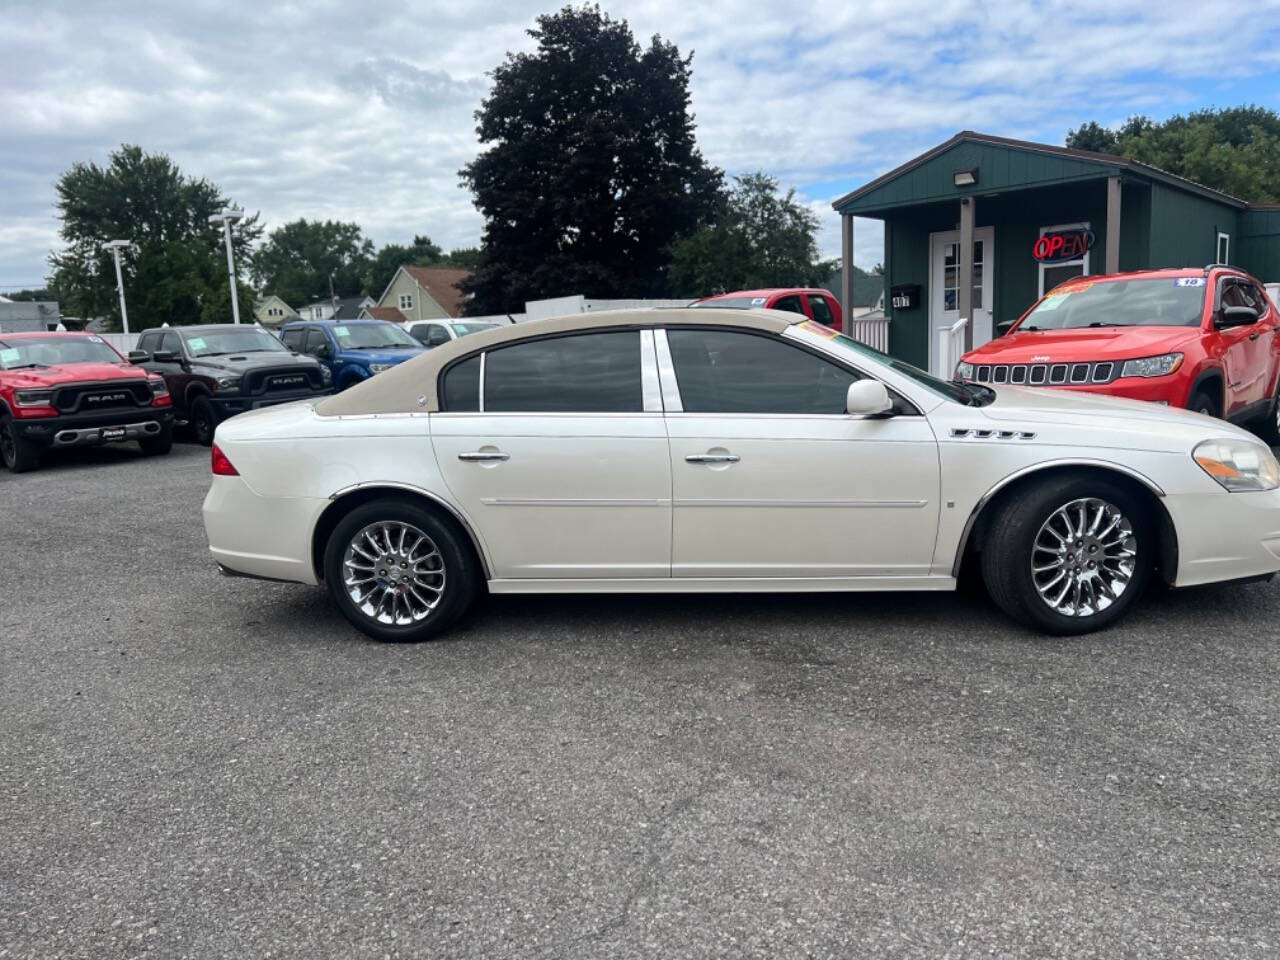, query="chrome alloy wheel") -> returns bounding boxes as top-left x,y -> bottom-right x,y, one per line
342,521 -> 445,625
1031,497 -> 1137,618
